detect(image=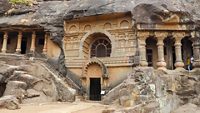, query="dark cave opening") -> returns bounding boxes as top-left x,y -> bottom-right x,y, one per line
0,83 -> 7,97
